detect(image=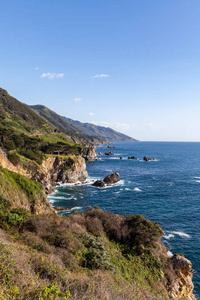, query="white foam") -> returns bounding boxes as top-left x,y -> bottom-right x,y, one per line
167,251 -> 173,257
171,231 -> 191,238
164,234 -> 175,240
125,188 -> 131,191
70,206 -> 82,211
48,195 -> 77,201
133,187 -> 142,192
164,231 -> 191,239
194,177 -> 200,179
196,180 -> 200,183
